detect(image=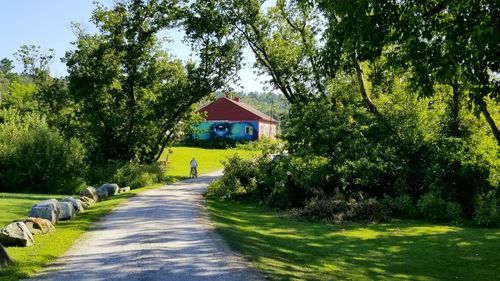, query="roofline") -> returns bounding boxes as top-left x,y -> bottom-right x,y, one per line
197,97 -> 279,123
